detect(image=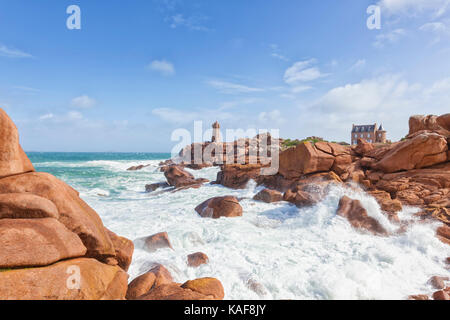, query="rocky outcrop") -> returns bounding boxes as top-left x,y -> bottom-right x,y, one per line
141,232 -> 174,252
127,264 -> 224,300
337,196 -> 387,235
0,172 -> 115,259
164,165 -> 209,189
195,196 -> 243,218
0,218 -> 87,268
145,182 -> 170,192
0,193 -> 59,219
216,164 -> 265,189
0,258 -> 127,300
408,114 -> 450,137
253,189 -> 283,203
106,229 -> 134,271
126,264 -> 173,300
0,108 -> 131,300
181,278 -> 224,300
375,133 -> 448,173
0,108 -> 35,179
187,252 -> 209,267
